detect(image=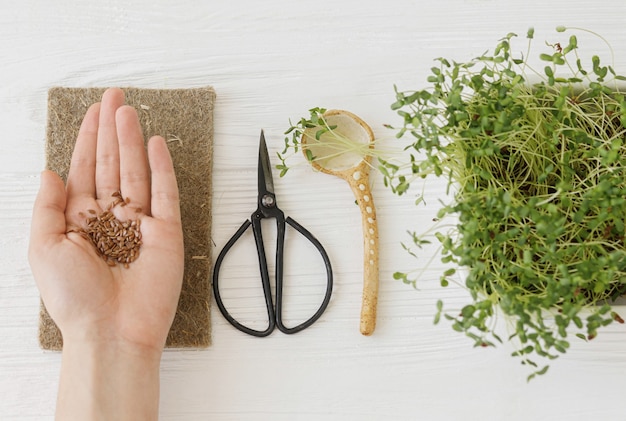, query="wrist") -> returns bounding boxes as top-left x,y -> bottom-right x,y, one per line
57,336 -> 162,420
62,329 -> 164,363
